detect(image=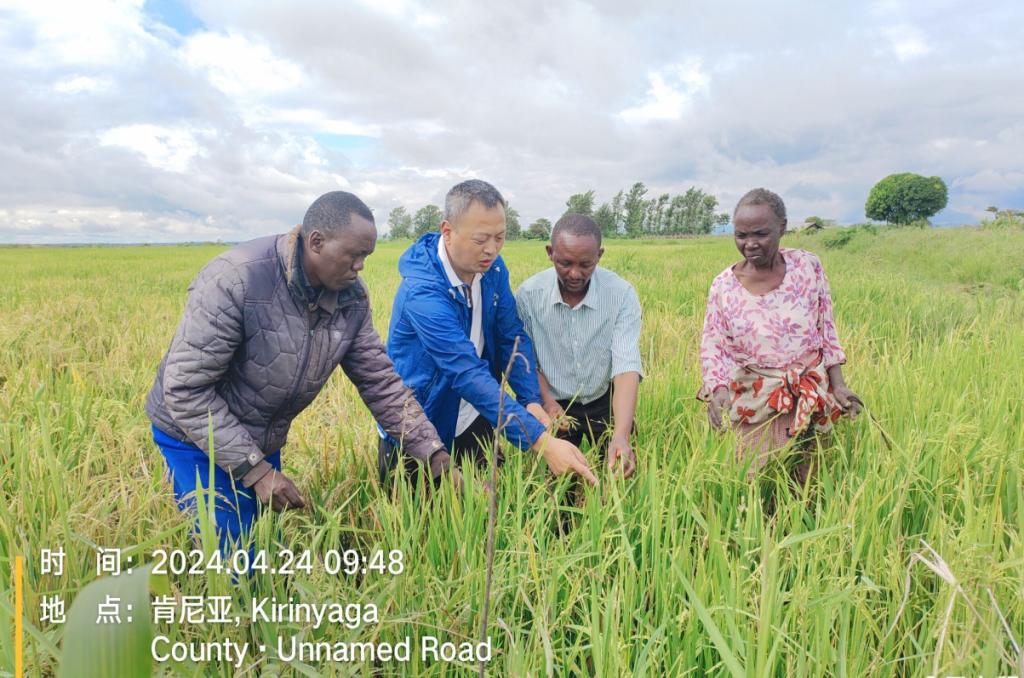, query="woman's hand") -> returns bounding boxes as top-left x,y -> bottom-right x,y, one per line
707,387 -> 731,430
826,364 -> 862,418
832,385 -> 863,418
